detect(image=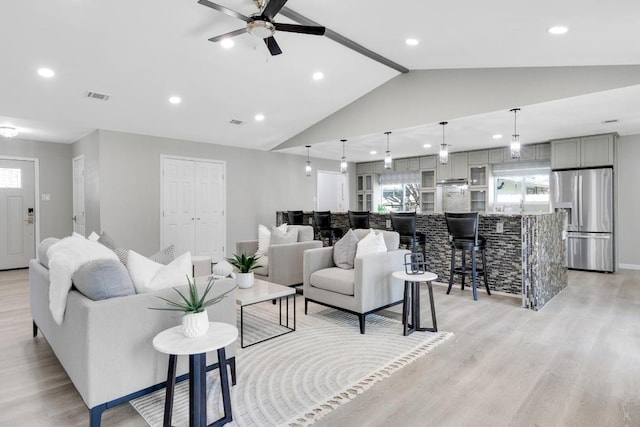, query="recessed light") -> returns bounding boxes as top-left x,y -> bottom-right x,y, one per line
492,134 -> 503,139
423,144 -> 432,148
220,38 -> 234,49
602,119 -> 619,124
37,67 -> 55,78
405,38 -> 419,46
0,125 -> 19,138
370,150 -> 377,155
312,72 -> 324,81
548,26 -> 568,35
169,96 -> 182,105
254,114 -> 265,121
